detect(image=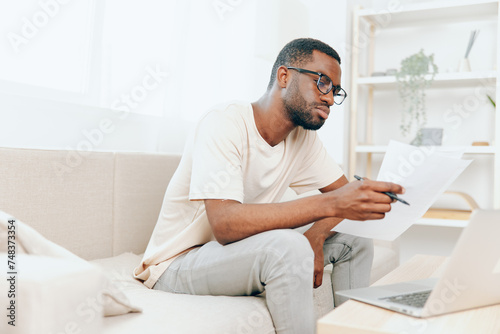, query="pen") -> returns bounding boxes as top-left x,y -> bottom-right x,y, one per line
353,175 -> 410,206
